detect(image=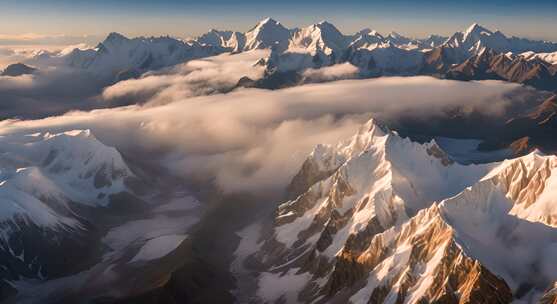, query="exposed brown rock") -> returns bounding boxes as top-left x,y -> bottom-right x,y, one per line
540,282 -> 557,304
